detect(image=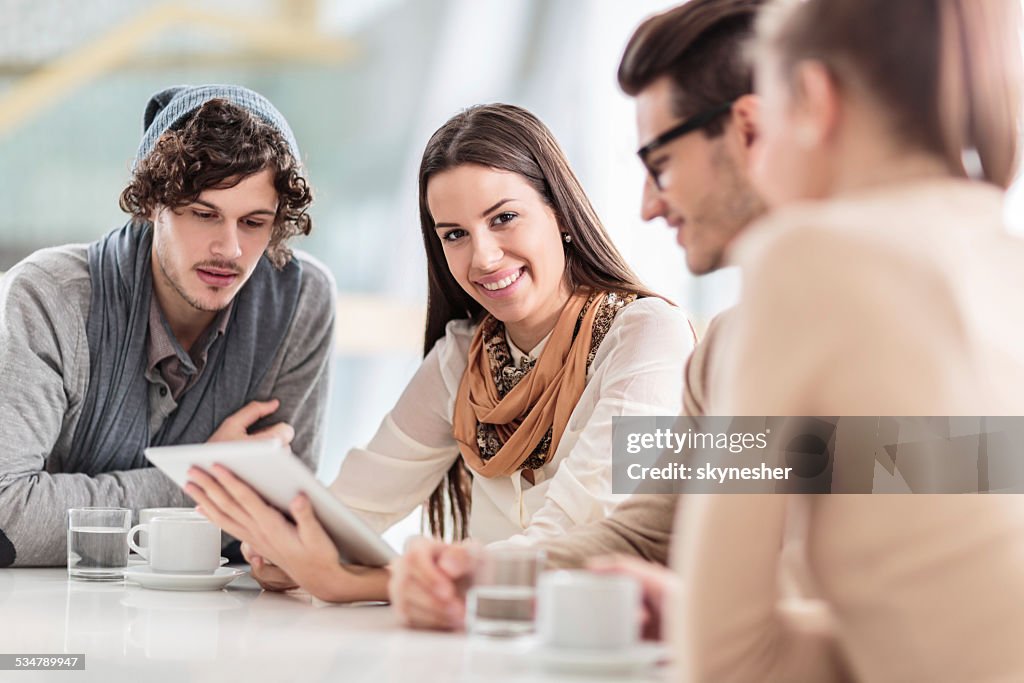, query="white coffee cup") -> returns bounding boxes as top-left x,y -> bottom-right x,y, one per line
537,570 -> 641,650
128,516 -> 220,575
139,507 -> 200,524
135,508 -> 201,551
